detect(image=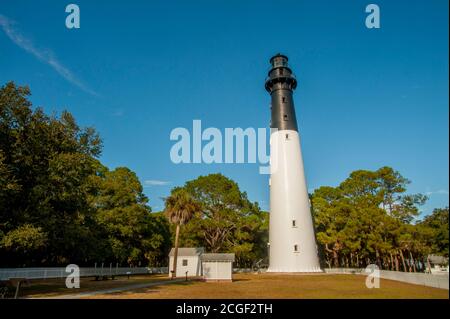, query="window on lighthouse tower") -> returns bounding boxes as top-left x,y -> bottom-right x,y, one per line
294,244 -> 299,253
